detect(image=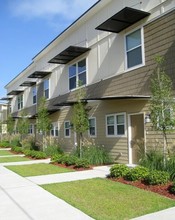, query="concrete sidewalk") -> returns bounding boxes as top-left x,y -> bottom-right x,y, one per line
0,165 -> 94,220
27,165 -> 110,185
